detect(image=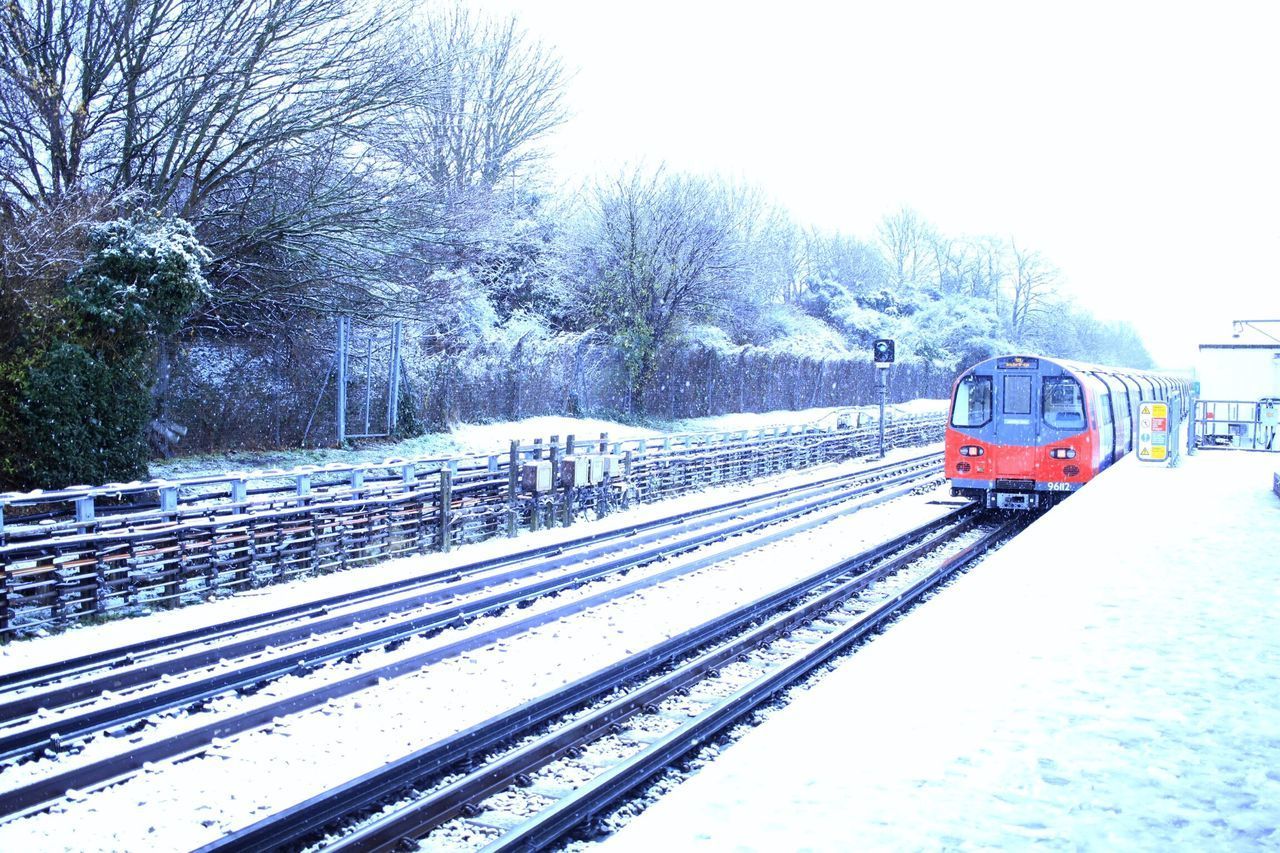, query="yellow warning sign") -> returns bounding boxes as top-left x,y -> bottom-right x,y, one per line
1138,399 -> 1172,463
